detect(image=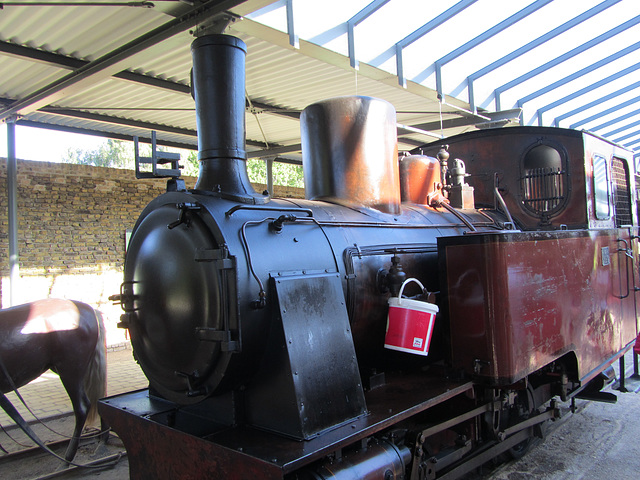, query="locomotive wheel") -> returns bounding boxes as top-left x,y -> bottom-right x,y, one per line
507,384 -> 536,459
